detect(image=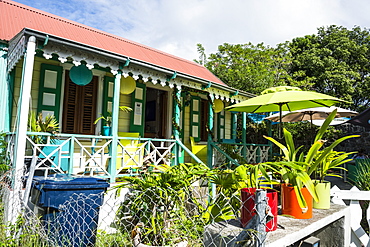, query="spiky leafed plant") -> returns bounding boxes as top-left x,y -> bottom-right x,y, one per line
28,112 -> 59,144
264,109 -> 358,210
